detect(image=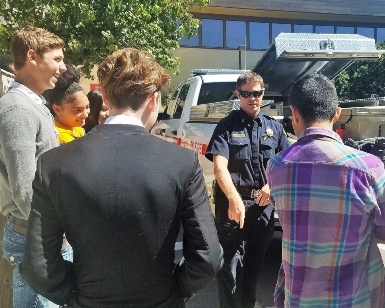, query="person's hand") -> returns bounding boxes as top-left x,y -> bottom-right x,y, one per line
228,195 -> 245,228
255,184 -> 271,206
